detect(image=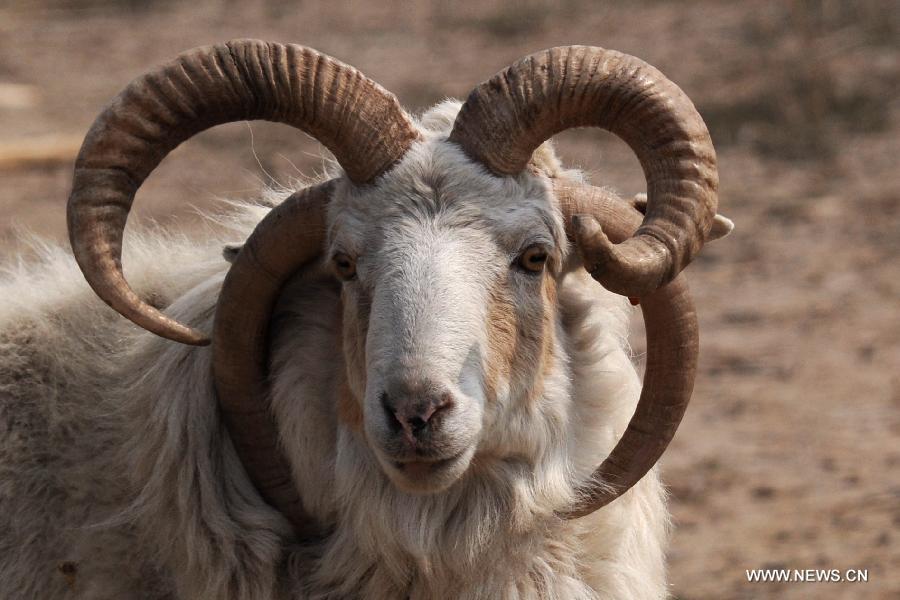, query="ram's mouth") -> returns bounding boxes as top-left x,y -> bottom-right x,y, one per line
384,449 -> 470,493
393,451 -> 462,476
